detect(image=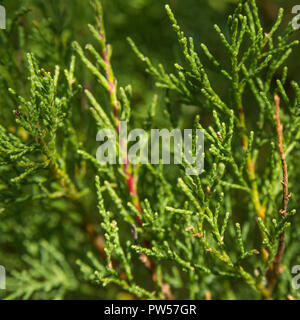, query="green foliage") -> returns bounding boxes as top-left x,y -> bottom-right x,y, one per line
0,0 -> 300,300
